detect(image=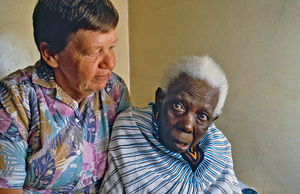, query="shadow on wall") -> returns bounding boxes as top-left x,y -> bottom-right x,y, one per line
0,24 -> 39,79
